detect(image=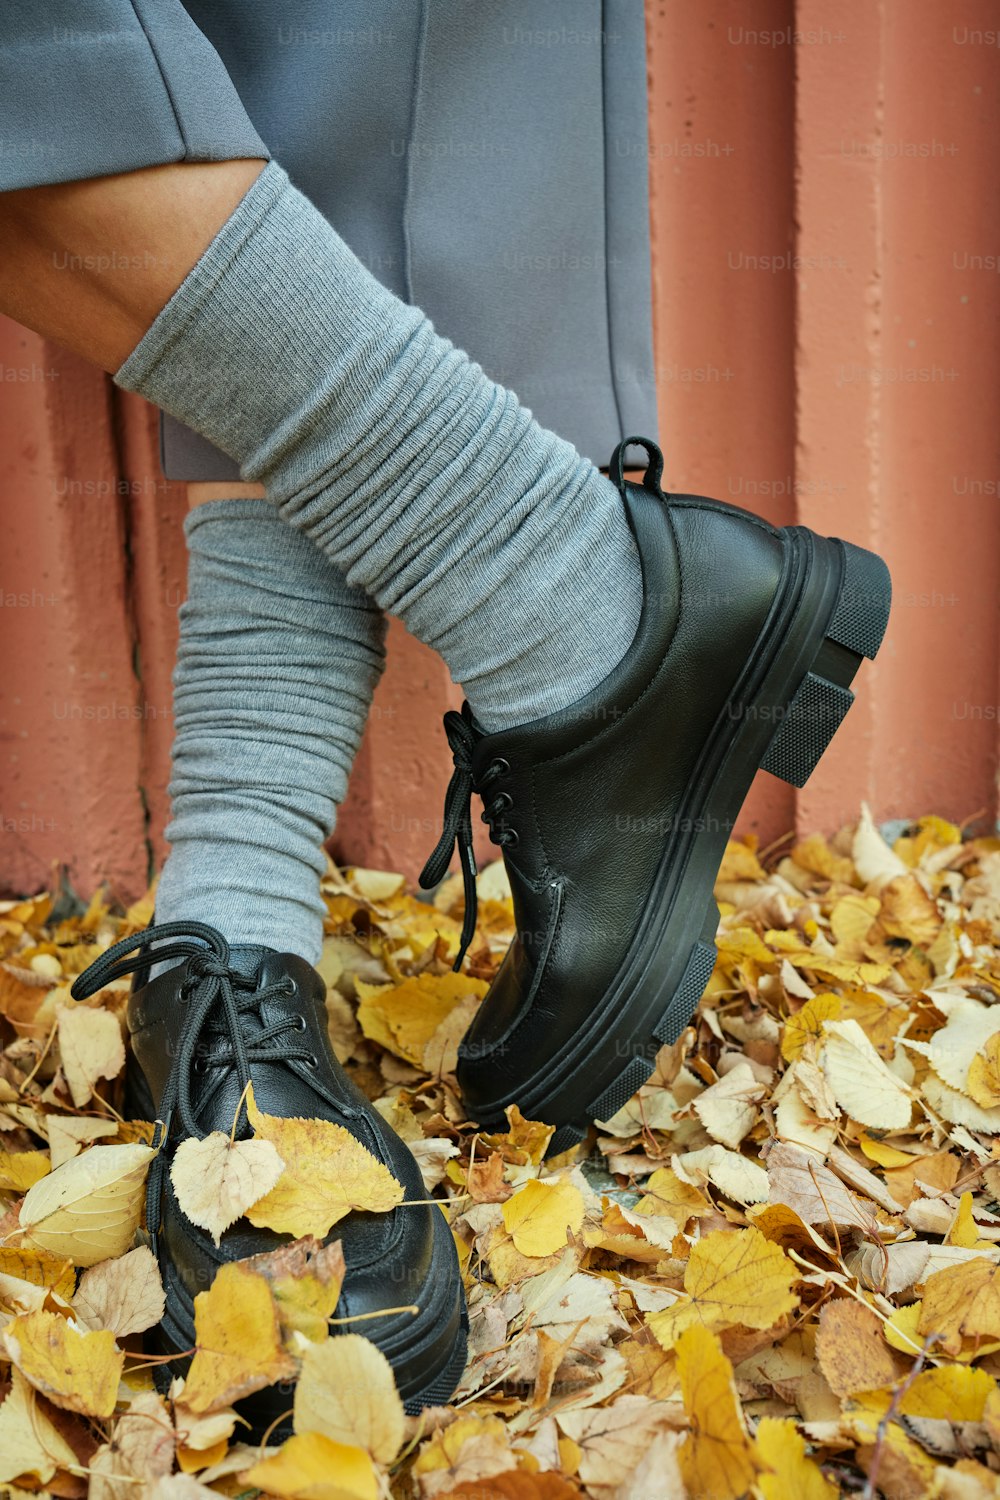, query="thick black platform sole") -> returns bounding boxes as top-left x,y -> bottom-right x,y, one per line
125,1067 -> 468,1432
474,531 -> 892,1157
